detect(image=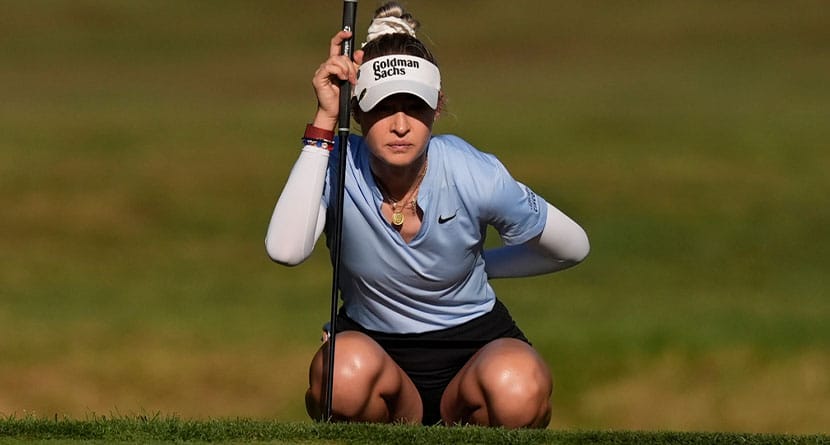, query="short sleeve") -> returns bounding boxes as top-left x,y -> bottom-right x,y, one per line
483,162 -> 548,245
